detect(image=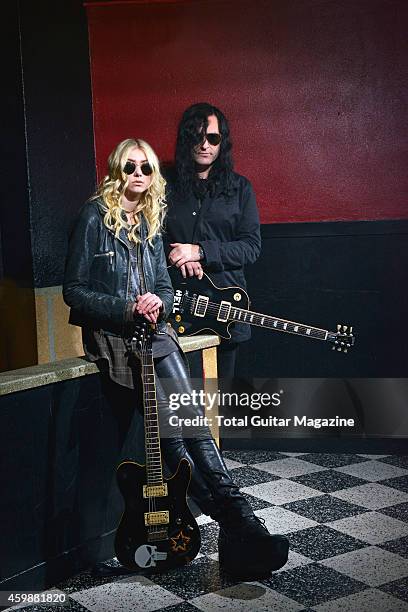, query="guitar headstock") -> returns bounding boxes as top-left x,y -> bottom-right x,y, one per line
132,322 -> 155,350
328,324 -> 355,353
